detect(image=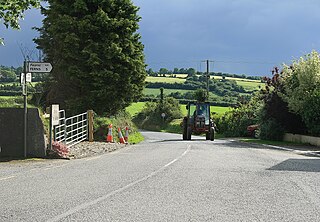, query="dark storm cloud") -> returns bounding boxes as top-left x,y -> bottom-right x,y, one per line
133,0 -> 320,75
1,0 -> 320,75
